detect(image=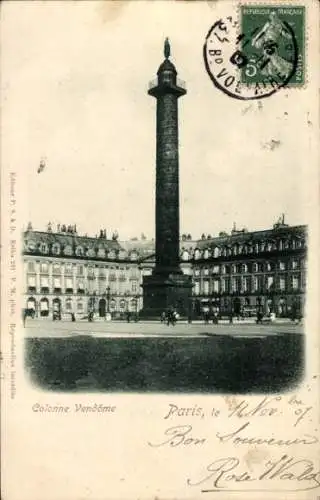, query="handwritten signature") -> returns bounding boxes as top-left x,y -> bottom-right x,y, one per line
187,455 -> 320,492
